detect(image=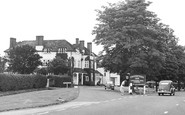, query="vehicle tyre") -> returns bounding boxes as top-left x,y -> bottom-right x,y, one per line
162,93 -> 164,96
170,93 -> 172,96
158,93 -> 160,96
